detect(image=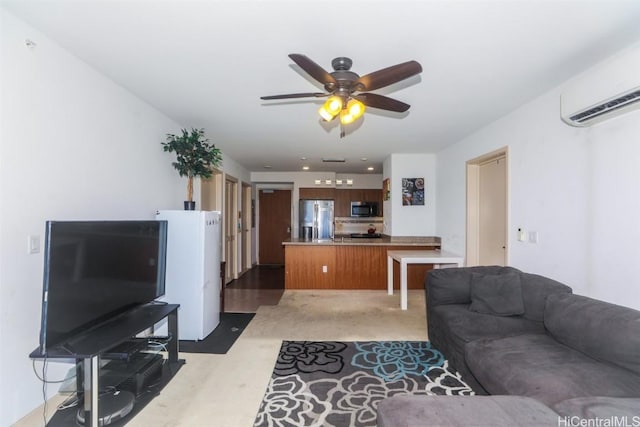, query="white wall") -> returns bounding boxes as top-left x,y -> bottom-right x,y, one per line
436,48 -> 640,310
384,154 -> 436,237
0,10 -> 222,423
